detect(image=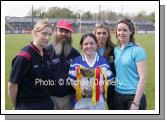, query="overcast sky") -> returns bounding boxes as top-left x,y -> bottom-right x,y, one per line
4,1 -> 157,17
